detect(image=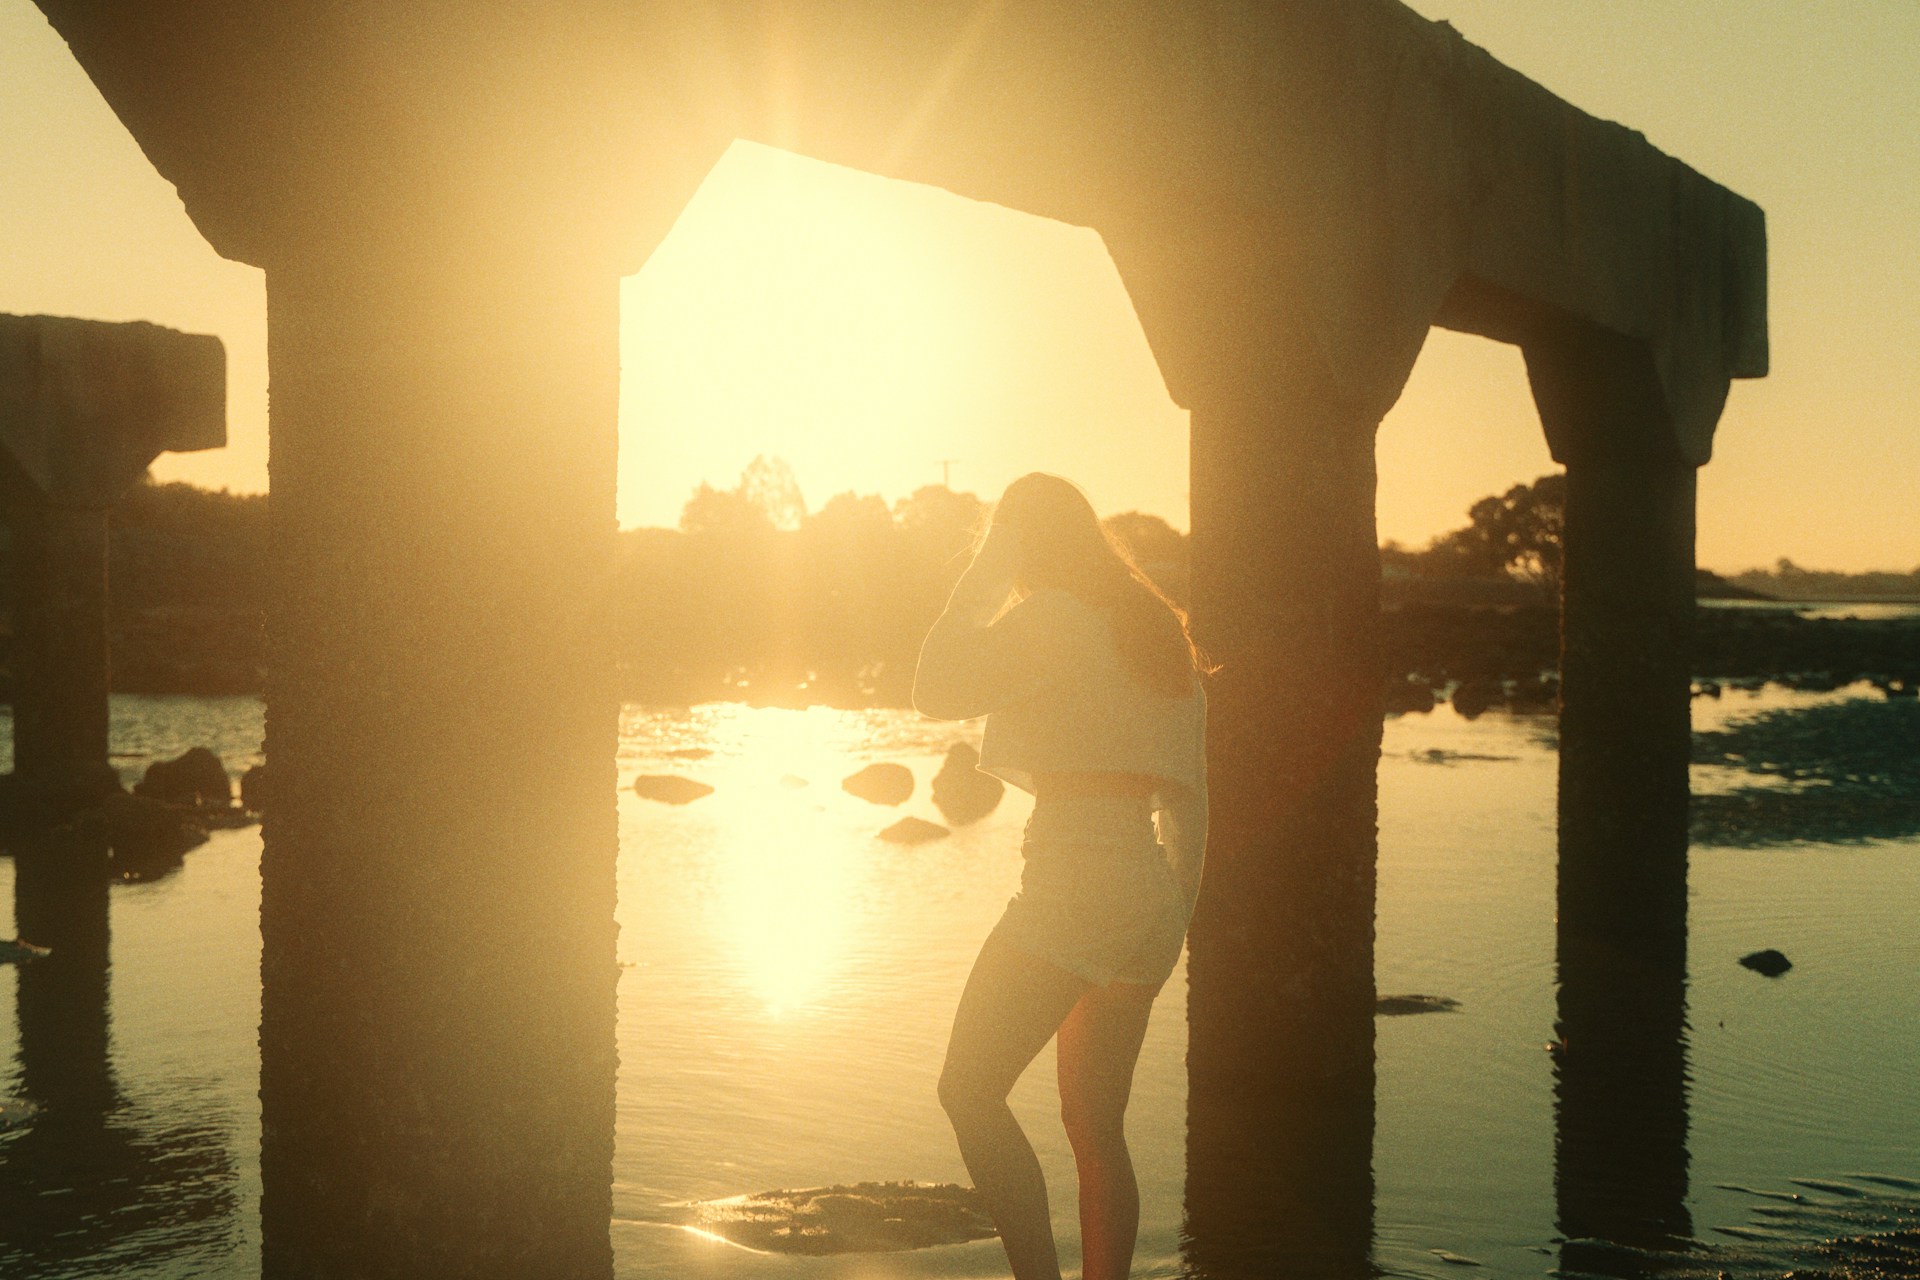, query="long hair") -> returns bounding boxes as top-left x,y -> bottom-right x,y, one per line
988,473 -> 1209,696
